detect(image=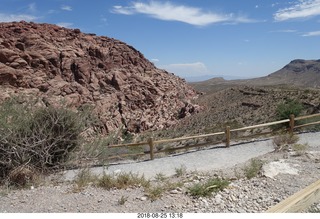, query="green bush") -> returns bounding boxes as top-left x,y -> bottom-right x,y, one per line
0,96 -> 92,185
276,99 -> 304,120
